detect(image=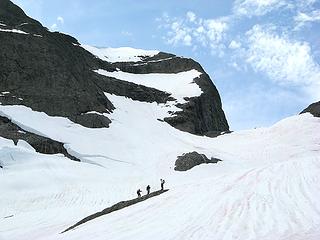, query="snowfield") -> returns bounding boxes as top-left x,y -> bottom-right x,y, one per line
81,45 -> 159,63
0,63 -> 319,240
0,91 -> 319,240
95,69 -> 202,103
